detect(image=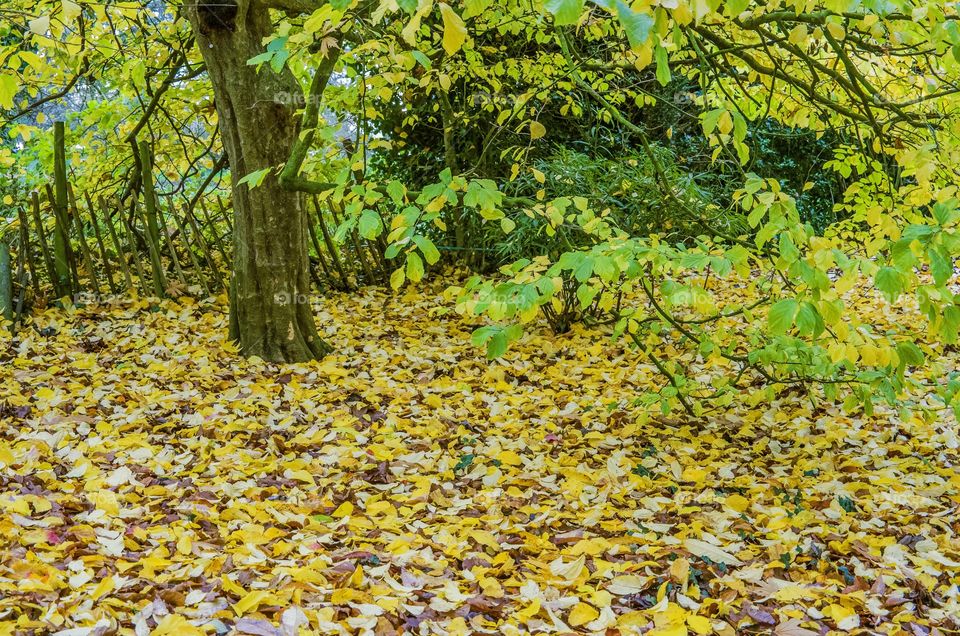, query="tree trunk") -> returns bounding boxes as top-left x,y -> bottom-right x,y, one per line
186,0 -> 331,361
